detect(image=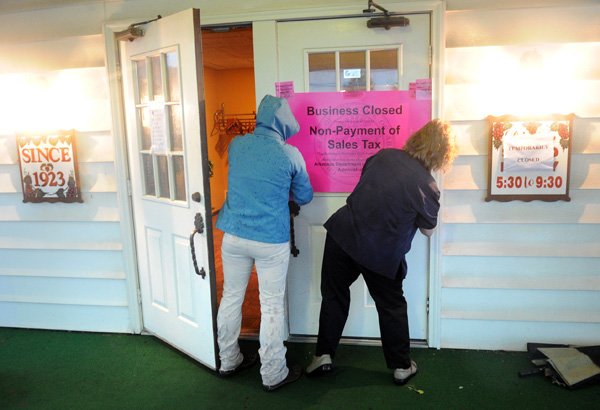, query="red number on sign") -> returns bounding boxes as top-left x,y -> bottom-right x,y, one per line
496,176 -> 503,189
32,171 -> 66,187
507,176 -> 514,188
536,176 -> 543,188
515,176 -> 522,188
57,171 -> 66,186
